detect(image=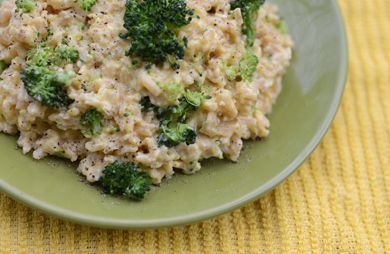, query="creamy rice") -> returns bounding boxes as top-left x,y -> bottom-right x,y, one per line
0,0 -> 293,183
